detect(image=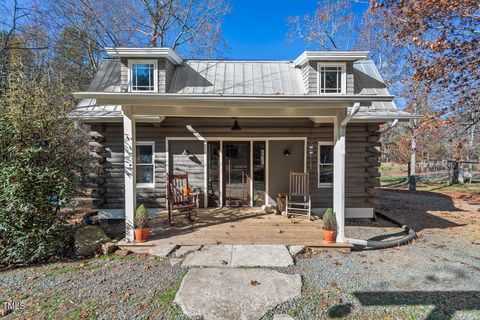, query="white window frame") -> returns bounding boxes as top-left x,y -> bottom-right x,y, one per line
136,141 -> 155,189
318,141 -> 334,188
317,62 -> 346,95
128,59 -> 158,93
